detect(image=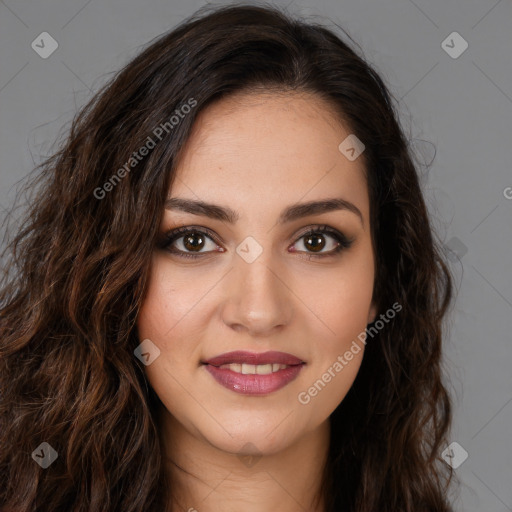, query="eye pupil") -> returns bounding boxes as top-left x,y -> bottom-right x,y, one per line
184,232 -> 205,251
305,234 -> 325,252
